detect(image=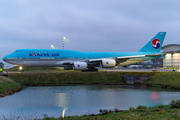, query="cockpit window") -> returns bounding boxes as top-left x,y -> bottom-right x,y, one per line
14,50 -> 19,52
